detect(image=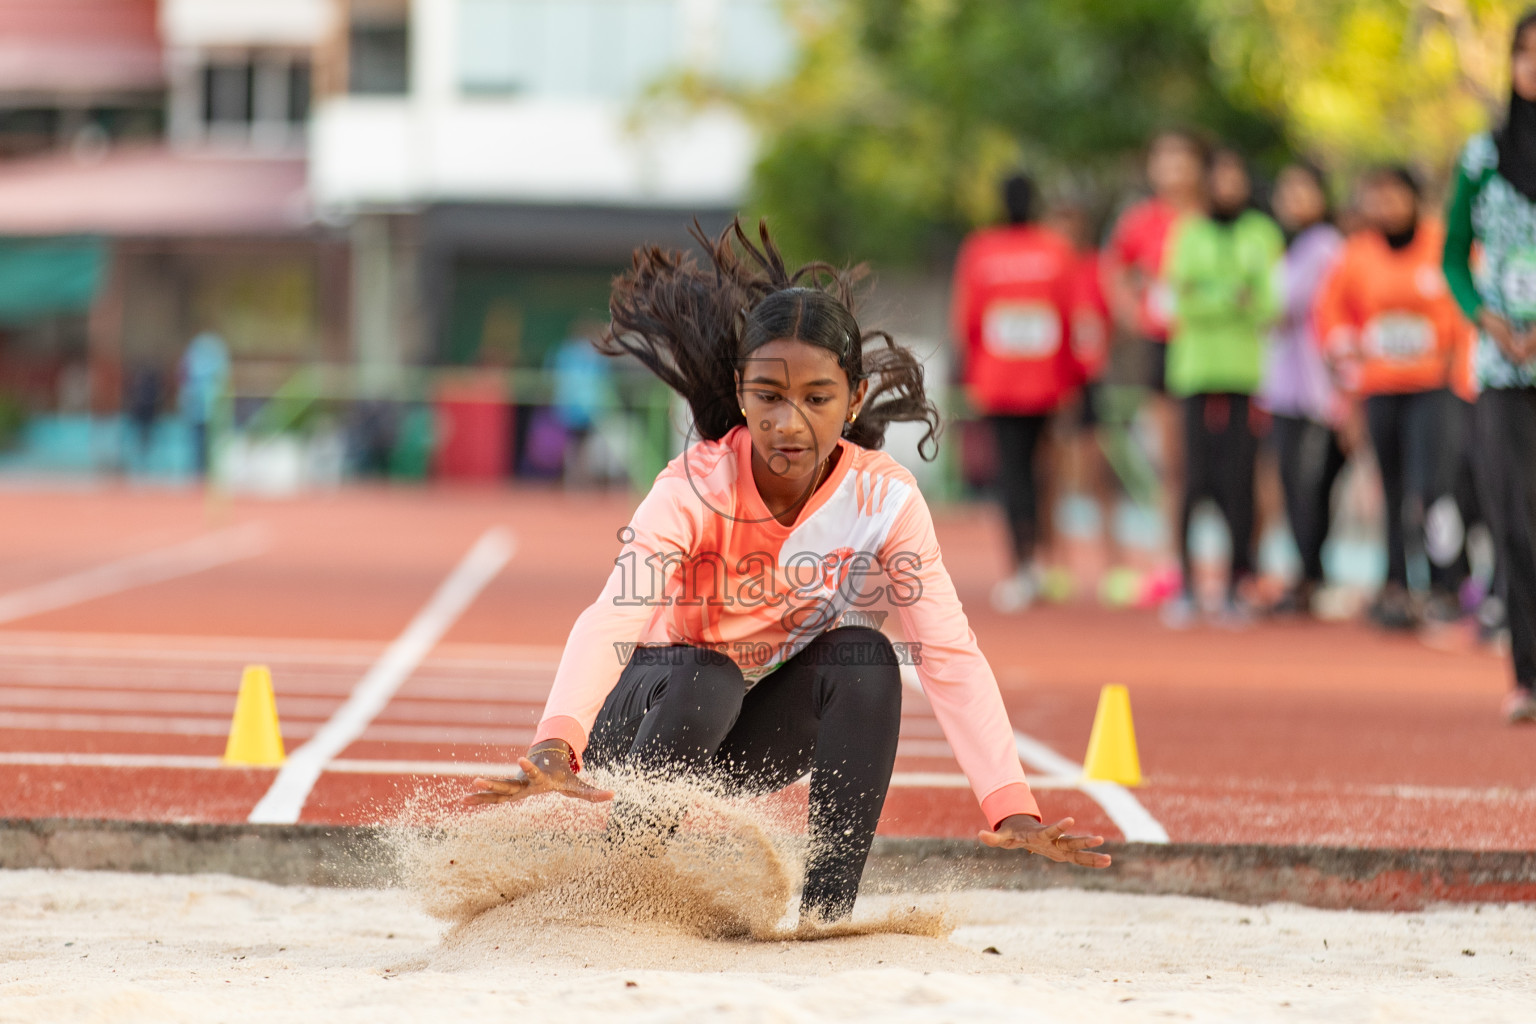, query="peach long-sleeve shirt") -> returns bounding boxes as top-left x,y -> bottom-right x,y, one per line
531,424 -> 1041,829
